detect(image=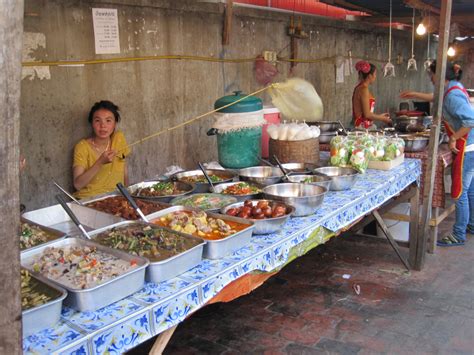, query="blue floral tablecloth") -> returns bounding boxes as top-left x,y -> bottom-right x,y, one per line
23,159 -> 421,355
